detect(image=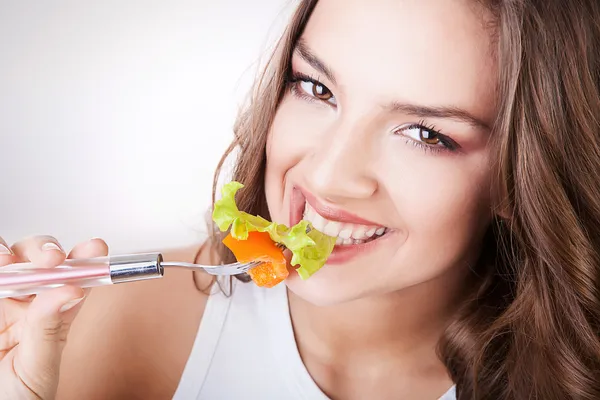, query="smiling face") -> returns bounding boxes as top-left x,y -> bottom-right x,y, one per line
264,0 -> 498,305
